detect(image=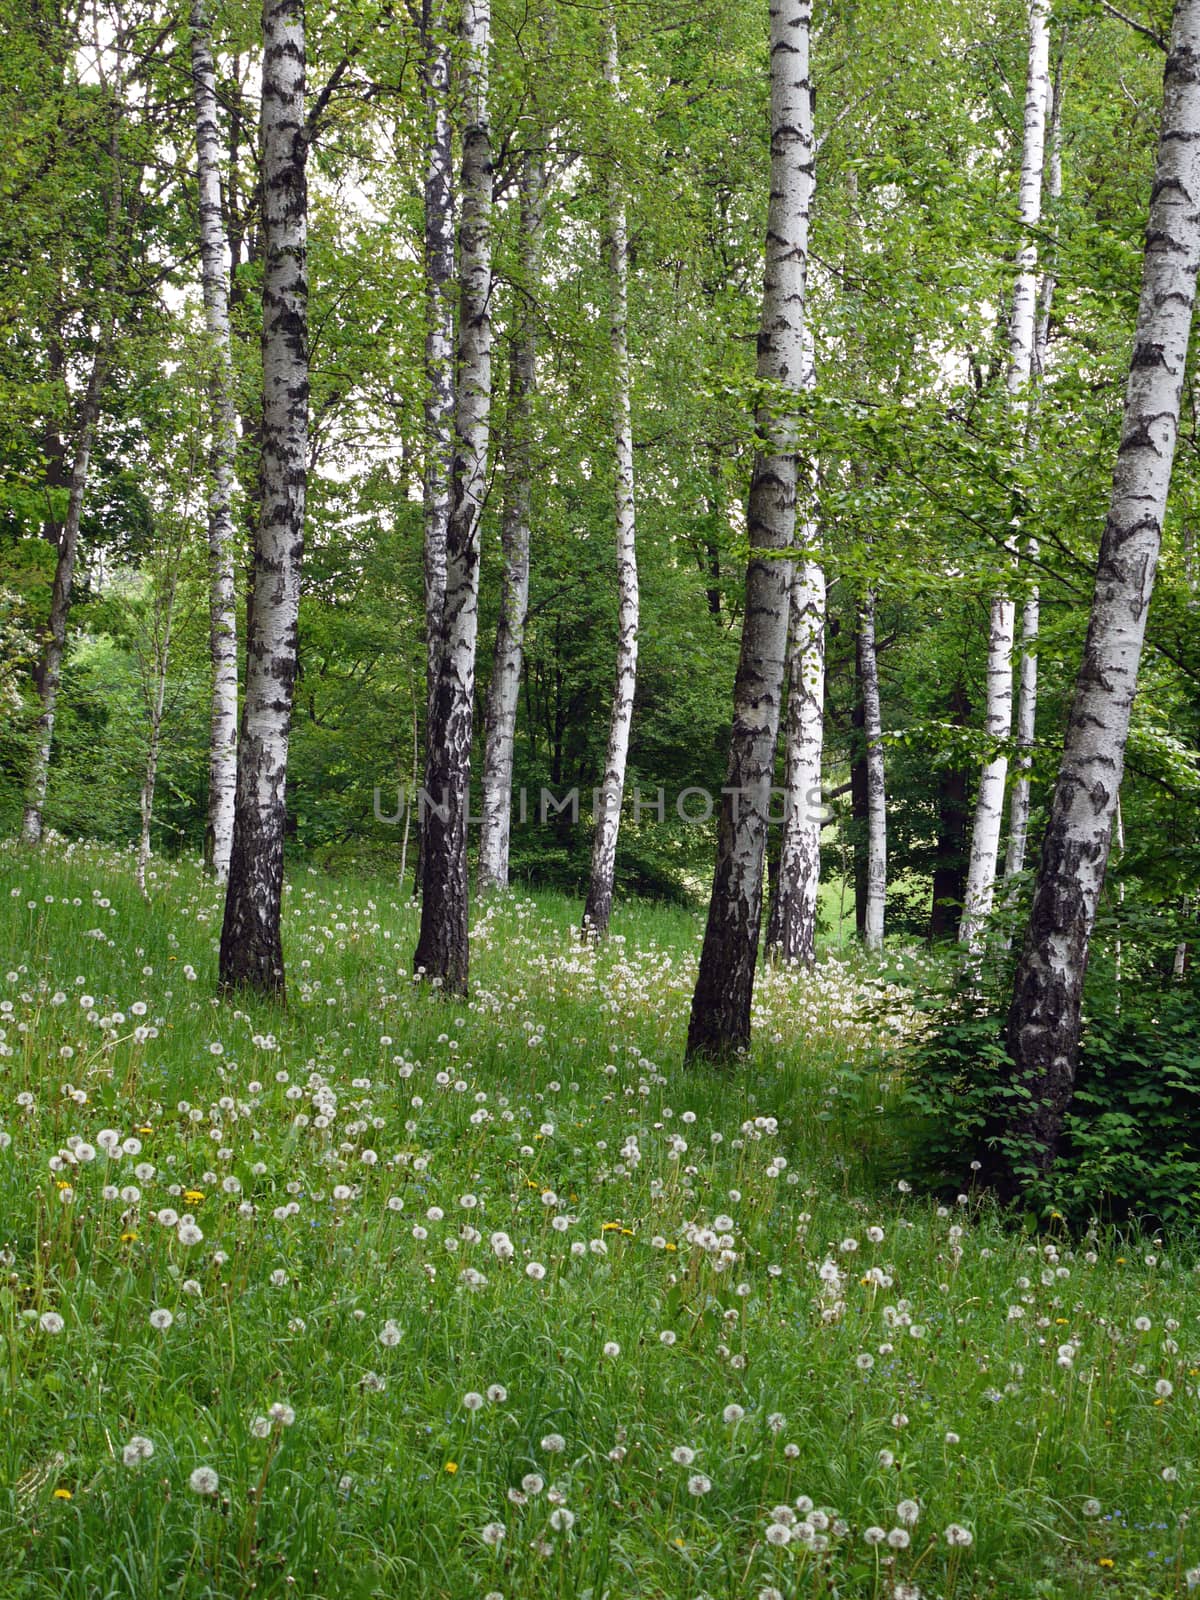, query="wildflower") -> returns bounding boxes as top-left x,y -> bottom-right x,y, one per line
722,1403 -> 745,1425
480,1521 -> 506,1547
540,1433 -> 566,1454
486,1384 -> 507,1403
251,1416 -> 272,1439
39,1311 -> 65,1335
444,1461 -> 457,1474
887,1528 -> 910,1550
548,1508 -> 575,1532
268,1402 -> 295,1426
122,1436 -> 155,1467
379,1320 -> 401,1347
764,1522 -> 790,1546
602,1340 -> 620,1358
896,1498 -> 920,1526
687,1474 -> 712,1496
671,1446 -> 696,1466
864,1527 -> 886,1546
53,1488 -> 72,1500
1082,1498 -> 1102,1518
525,1262 -> 546,1281
944,1524 -> 973,1547
521,1474 -> 544,1495
462,1391 -> 485,1412
148,1308 -> 173,1331
189,1466 -> 220,1496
